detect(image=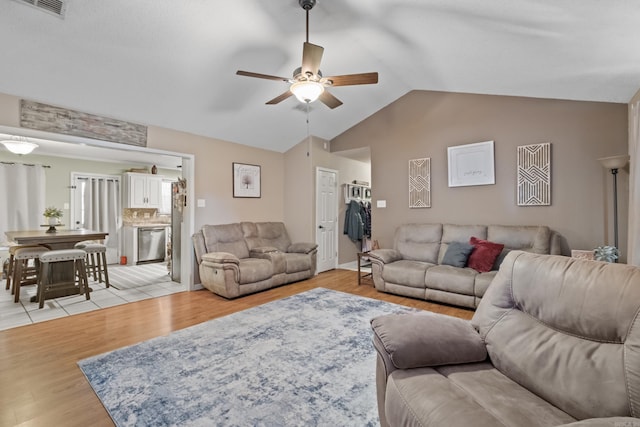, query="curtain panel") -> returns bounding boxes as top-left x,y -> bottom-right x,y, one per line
0,163 -> 46,243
